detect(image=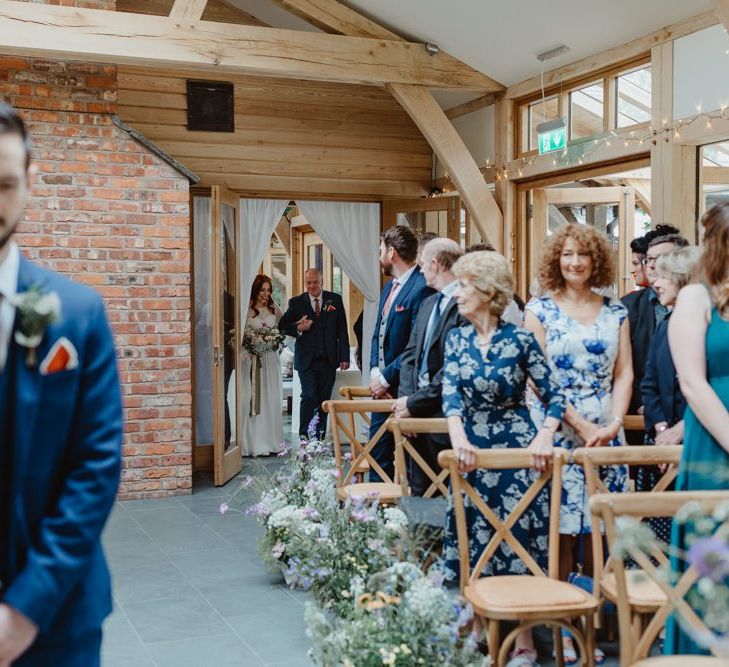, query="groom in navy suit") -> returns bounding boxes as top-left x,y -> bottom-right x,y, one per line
368,225 -> 431,482
0,104 -> 122,666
